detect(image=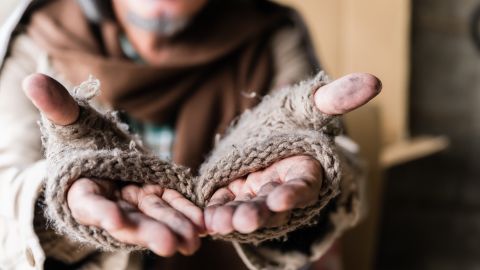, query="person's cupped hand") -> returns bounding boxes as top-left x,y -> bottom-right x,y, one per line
205,73 -> 381,236
24,75 -> 205,257
23,72 -> 380,256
